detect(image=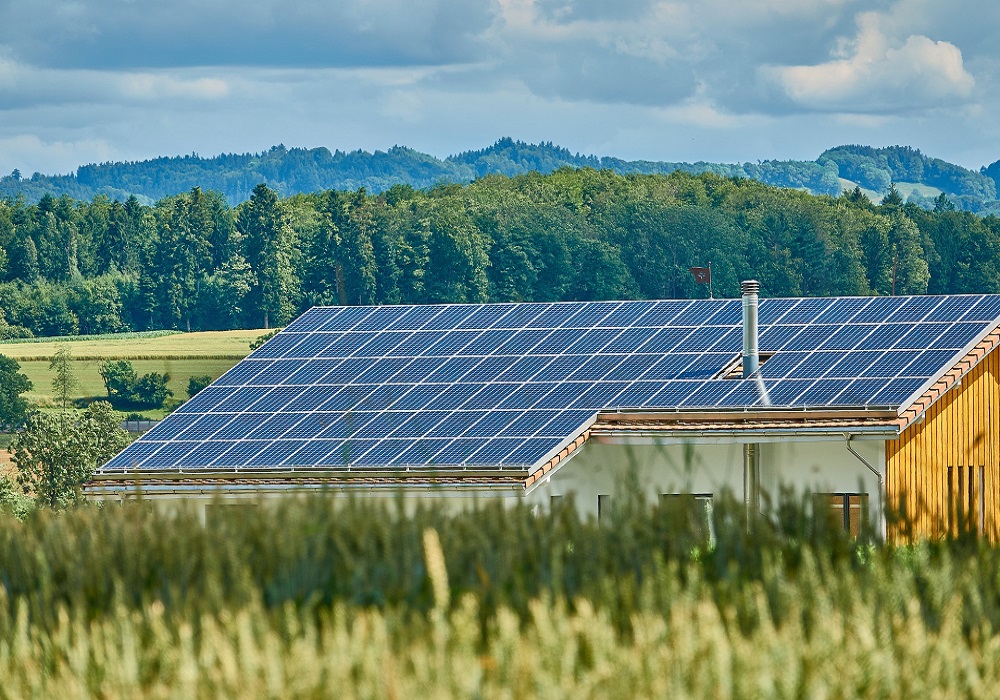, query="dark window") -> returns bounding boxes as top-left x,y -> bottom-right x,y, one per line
948,465 -> 985,536
598,494 -> 611,521
660,493 -> 714,544
815,493 -> 868,537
